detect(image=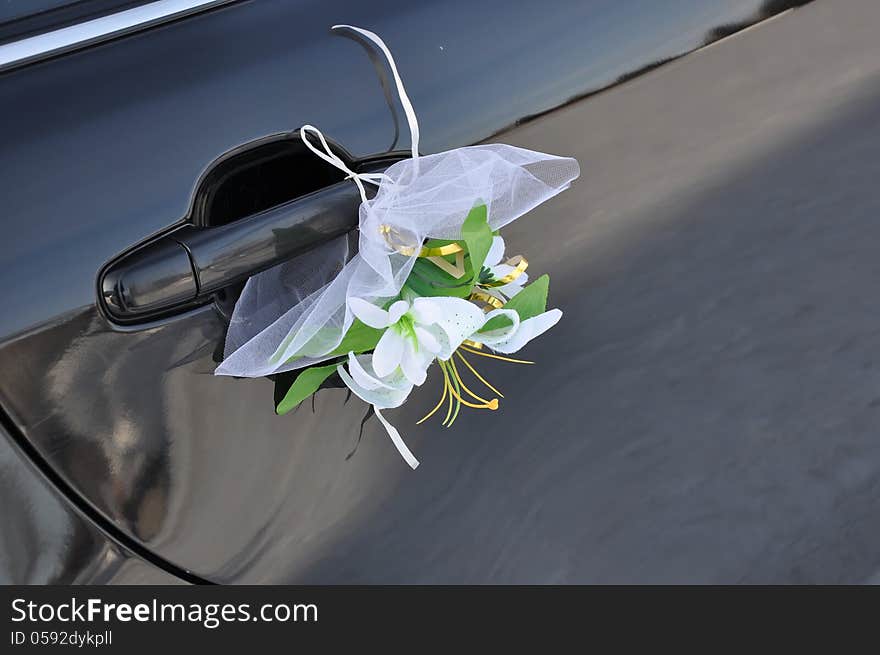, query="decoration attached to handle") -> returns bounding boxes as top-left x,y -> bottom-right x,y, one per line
215,24 -> 580,470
